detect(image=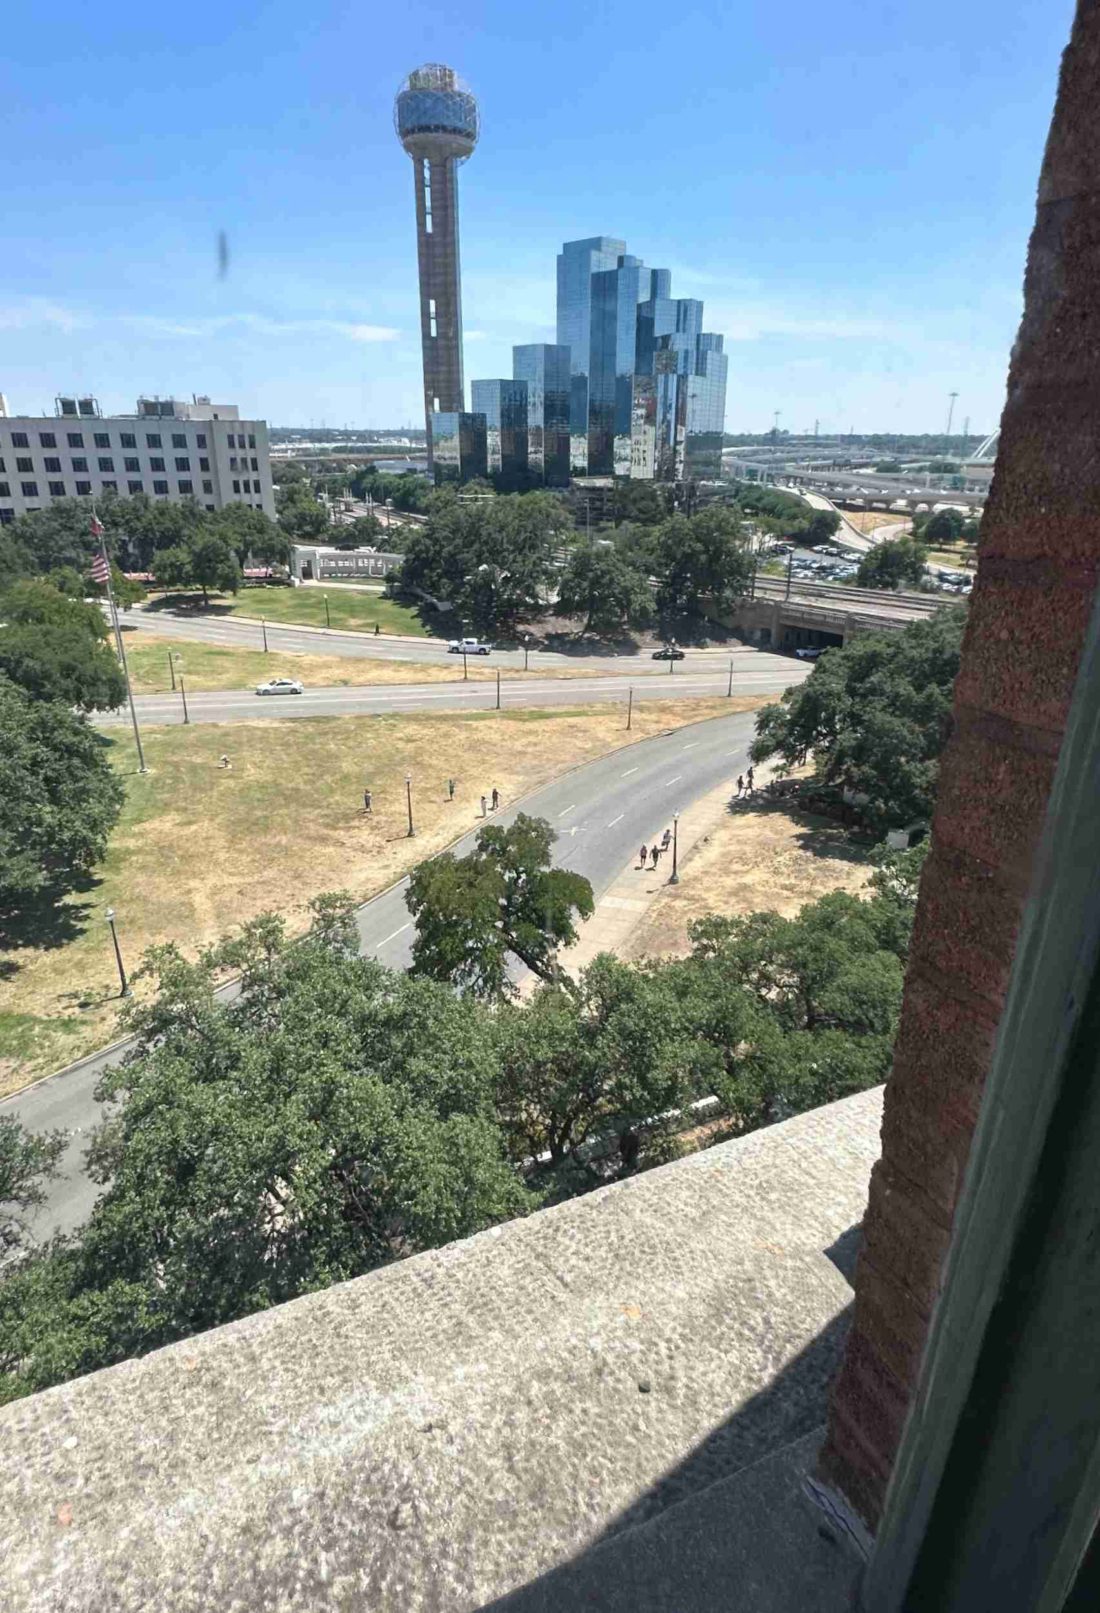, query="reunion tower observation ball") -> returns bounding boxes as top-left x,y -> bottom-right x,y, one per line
394,63 -> 480,163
